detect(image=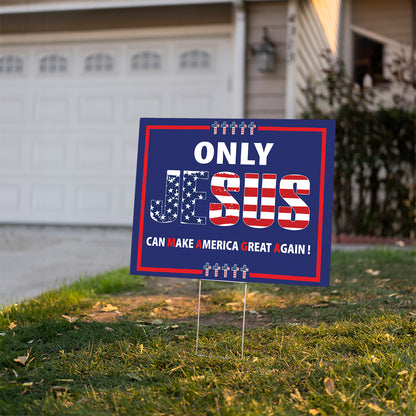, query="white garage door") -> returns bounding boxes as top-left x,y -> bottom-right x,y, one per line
0,33 -> 232,225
